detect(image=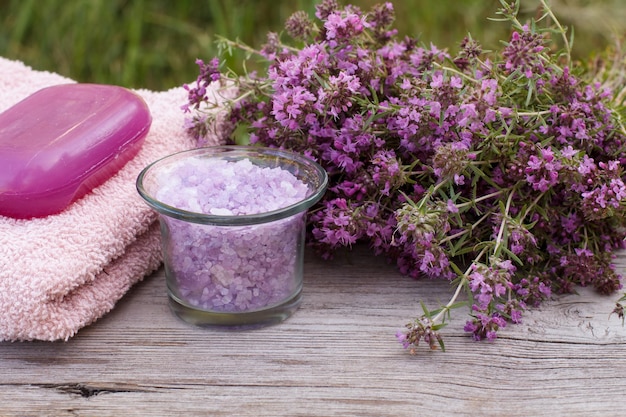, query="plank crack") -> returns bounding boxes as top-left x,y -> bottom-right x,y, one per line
39,383 -> 152,398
